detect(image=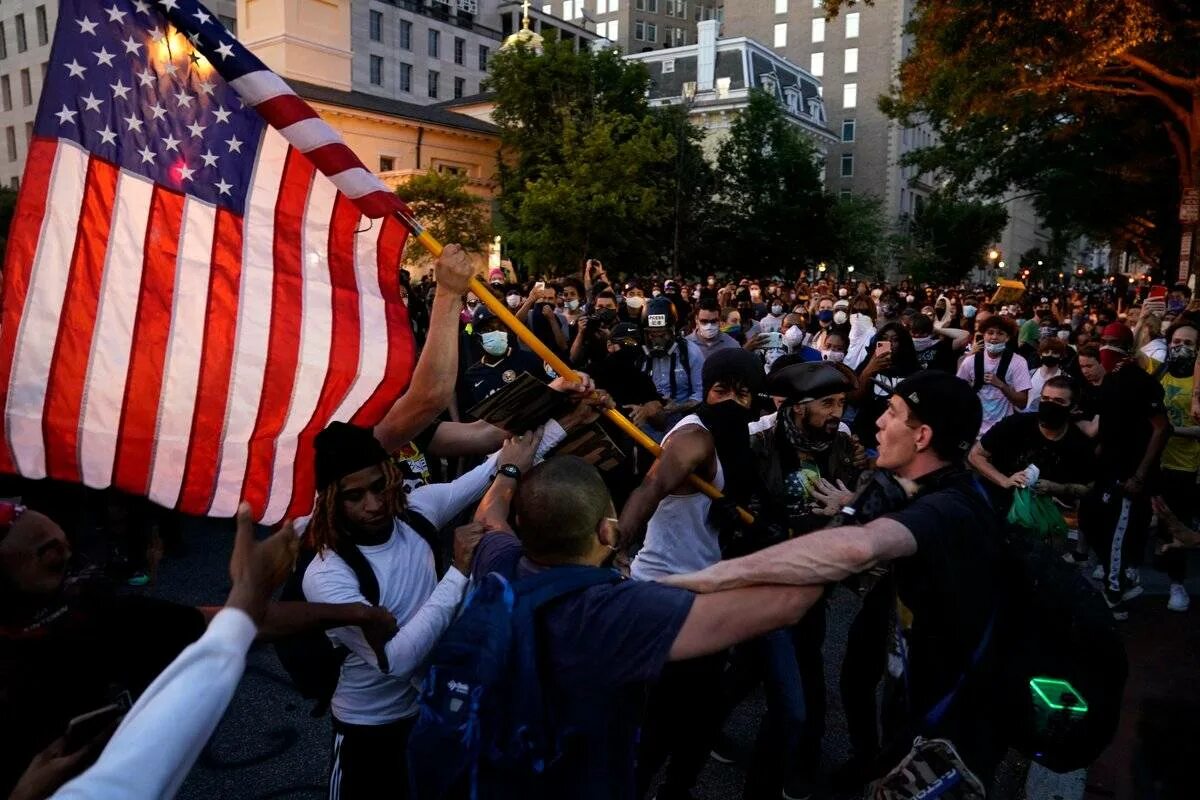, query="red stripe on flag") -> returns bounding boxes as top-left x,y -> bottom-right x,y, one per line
112,186 -> 185,495
42,157 -> 120,482
178,208 -> 243,515
284,195 -> 362,520
354,191 -> 402,219
303,143 -> 362,178
0,138 -> 58,475
255,93 -> 319,132
351,215 -> 413,426
241,148 -> 315,517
